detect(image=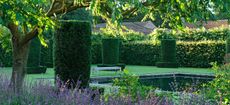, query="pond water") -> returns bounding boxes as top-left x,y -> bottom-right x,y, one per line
139,74 -> 214,91
91,73 -> 214,91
